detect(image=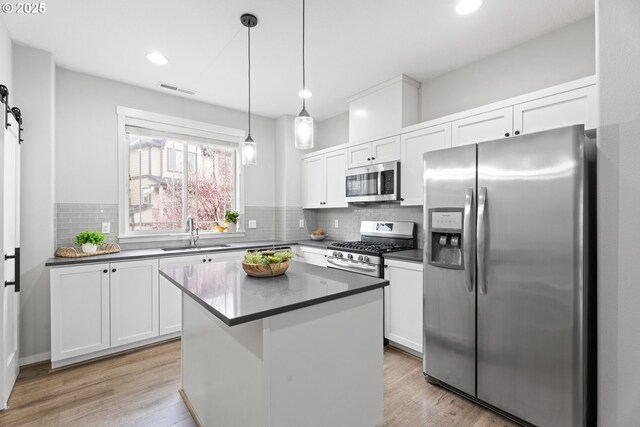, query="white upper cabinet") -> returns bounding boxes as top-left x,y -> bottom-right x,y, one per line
110,259 -> 159,347
324,150 -> 348,207
452,107 -> 513,147
302,148 -> 347,209
372,136 -> 401,164
347,136 -> 400,169
400,123 -> 452,206
302,156 -> 325,208
513,85 -> 597,135
347,143 -> 372,169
